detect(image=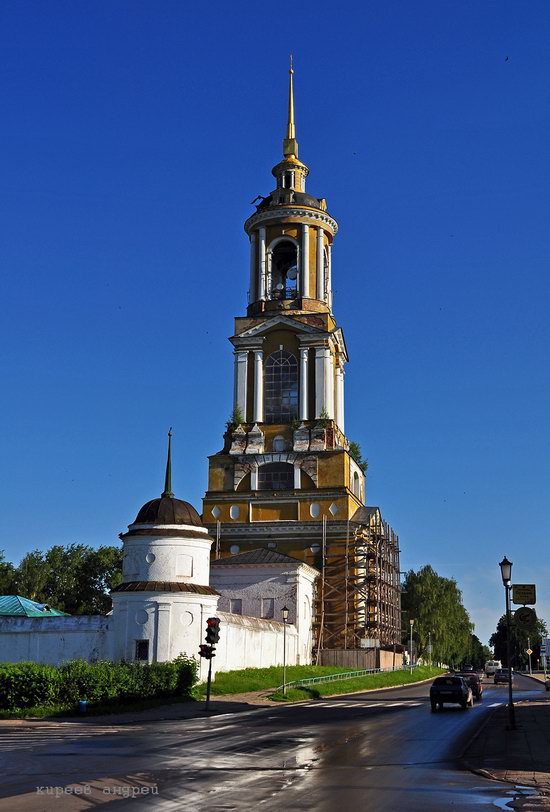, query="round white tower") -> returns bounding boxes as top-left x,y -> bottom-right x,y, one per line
111,432 -> 218,674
